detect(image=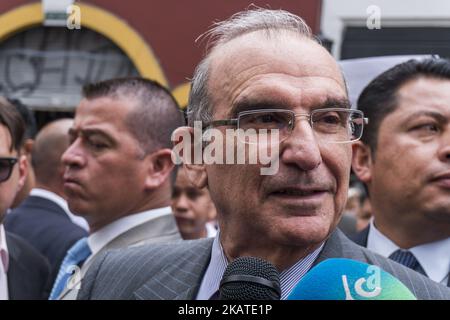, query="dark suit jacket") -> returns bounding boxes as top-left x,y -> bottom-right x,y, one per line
351,225 -> 450,287
78,229 -> 450,300
350,225 -> 370,247
4,196 -> 88,282
6,232 -> 51,299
